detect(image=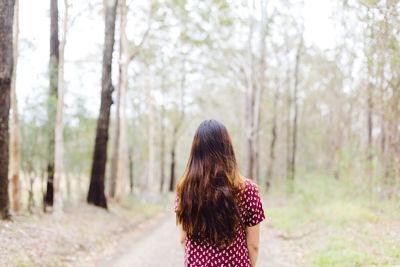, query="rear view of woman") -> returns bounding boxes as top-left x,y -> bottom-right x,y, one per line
175,119 -> 265,267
